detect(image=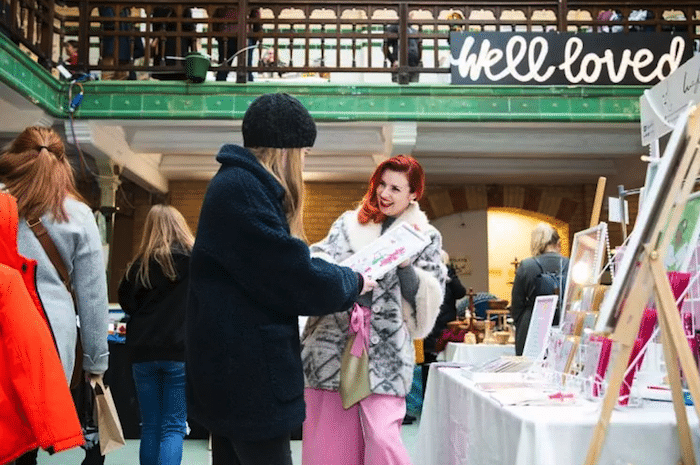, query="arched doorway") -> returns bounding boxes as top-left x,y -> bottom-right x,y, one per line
487,207 -> 569,301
